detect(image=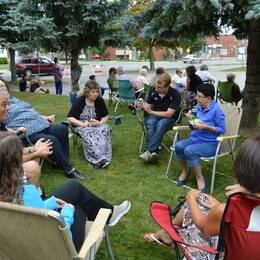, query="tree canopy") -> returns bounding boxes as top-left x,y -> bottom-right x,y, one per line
128,0 -> 260,129
0,0 -> 56,81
